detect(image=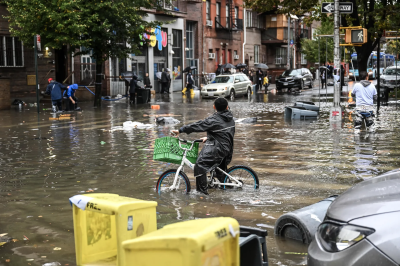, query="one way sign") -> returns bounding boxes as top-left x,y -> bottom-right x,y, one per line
321,2 -> 353,14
